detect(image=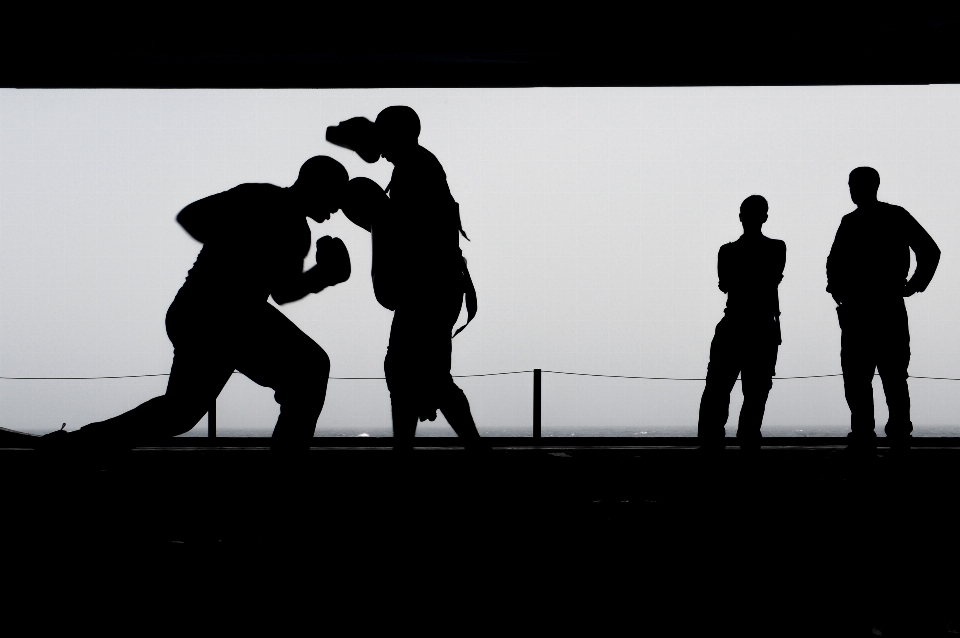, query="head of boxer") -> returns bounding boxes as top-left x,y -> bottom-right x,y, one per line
290,155 -> 349,222
375,106 -> 421,166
